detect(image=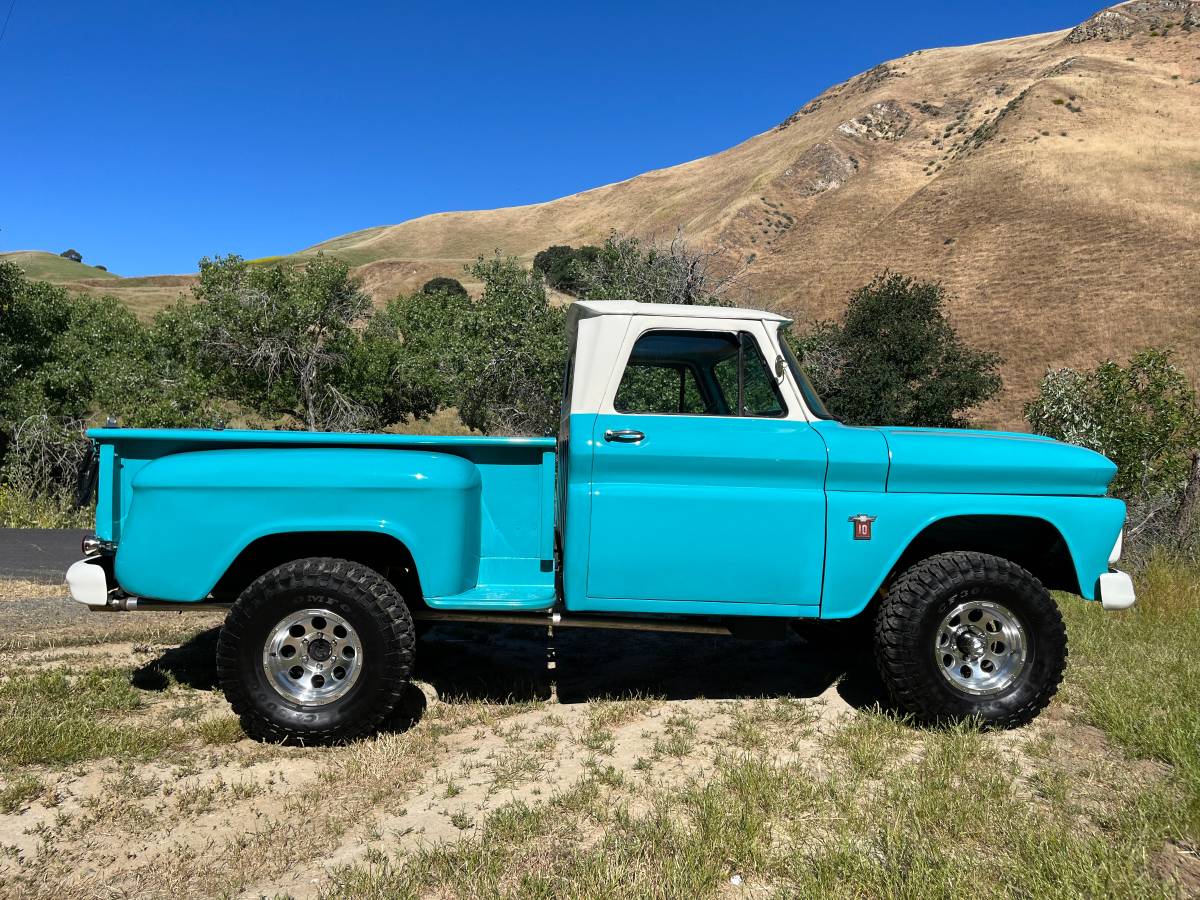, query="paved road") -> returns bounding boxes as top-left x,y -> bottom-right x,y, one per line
0,528 -> 89,582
